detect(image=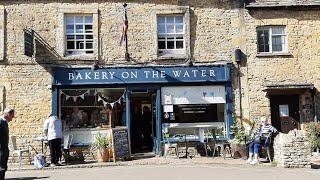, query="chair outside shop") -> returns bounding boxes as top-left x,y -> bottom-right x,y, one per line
10,136 -> 32,168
